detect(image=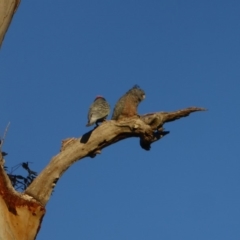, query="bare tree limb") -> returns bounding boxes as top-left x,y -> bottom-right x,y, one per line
25,106 -> 205,206
0,0 -> 20,47
140,107 -> 206,129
